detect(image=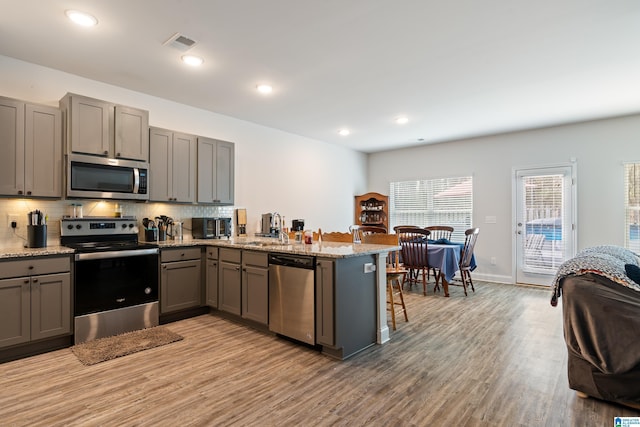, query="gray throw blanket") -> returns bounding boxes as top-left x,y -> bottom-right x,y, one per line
550,245 -> 640,306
